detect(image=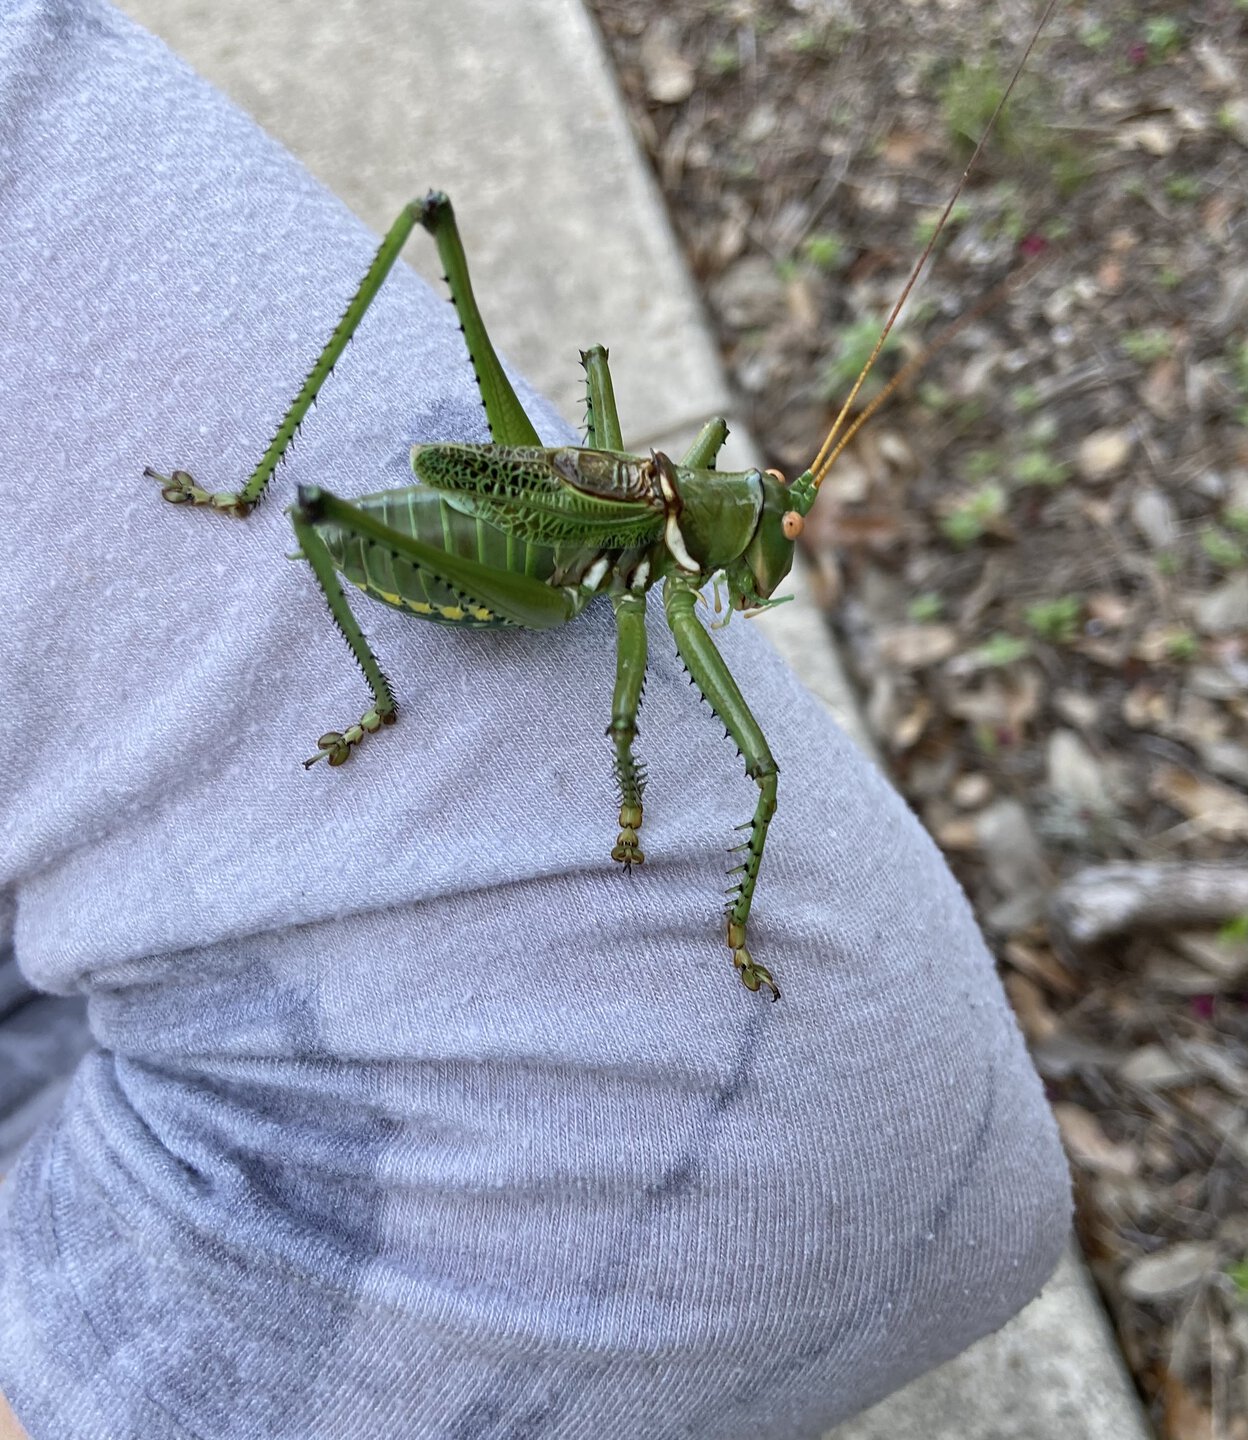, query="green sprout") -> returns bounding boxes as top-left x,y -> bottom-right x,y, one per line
970,633 -> 1031,668
940,483 -> 1007,546
1145,16 -> 1183,60
1164,174 -> 1201,203
821,318 -> 901,402
1024,596 -> 1082,643
1201,527 -> 1244,569
1011,384 -> 1043,414
908,593 -> 945,623
1013,450 -> 1071,487
965,448 -> 1004,481
913,200 -> 972,247
1122,328 -> 1173,363
707,42 -> 741,76
801,231 -> 844,272
917,381 -> 953,413
1166,628 -> 1199,661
